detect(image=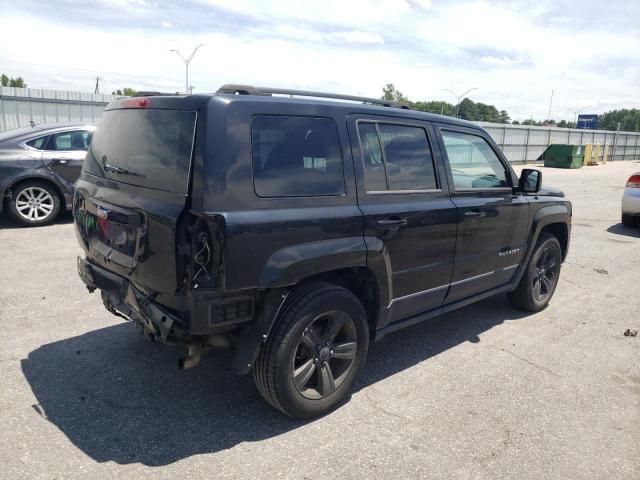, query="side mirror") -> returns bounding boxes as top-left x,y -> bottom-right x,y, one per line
518,169 -> 542,193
